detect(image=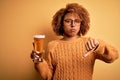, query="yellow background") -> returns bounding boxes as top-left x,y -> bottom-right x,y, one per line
0,0 -> 120,80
